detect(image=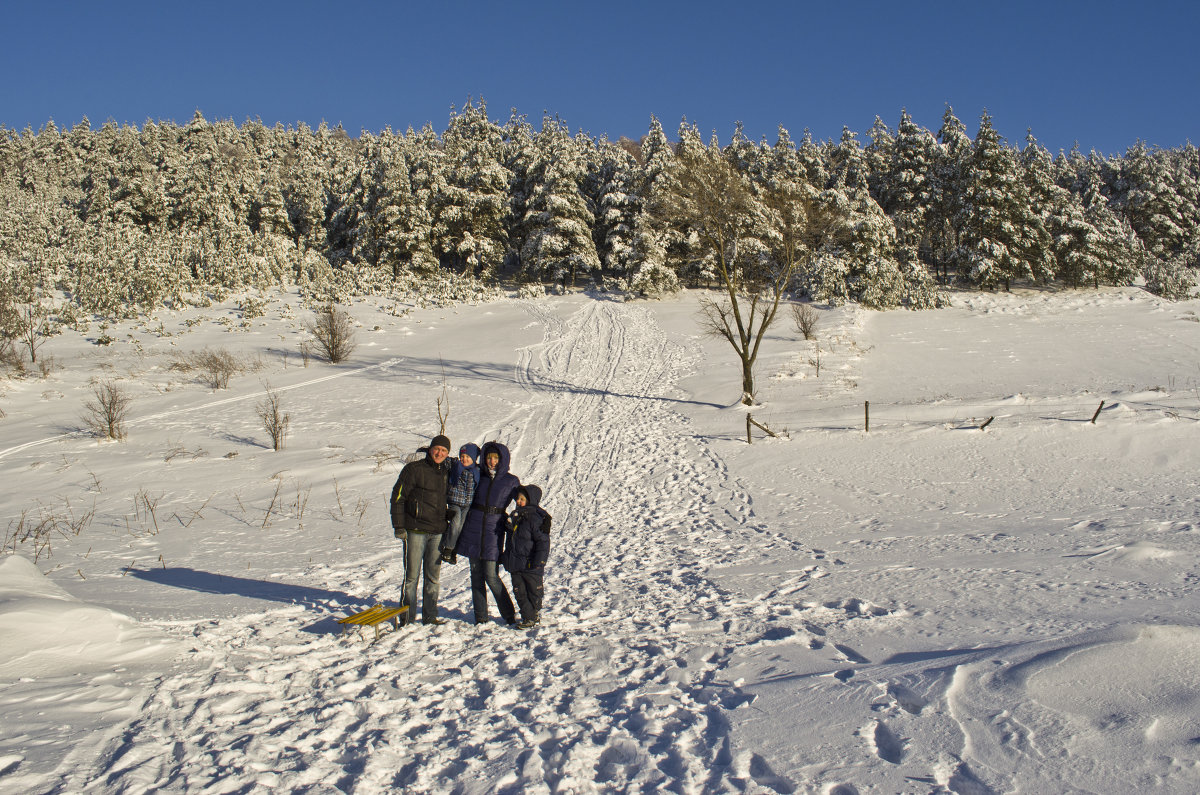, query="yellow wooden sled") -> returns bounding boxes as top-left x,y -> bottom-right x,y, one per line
337,604 -> 409,641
